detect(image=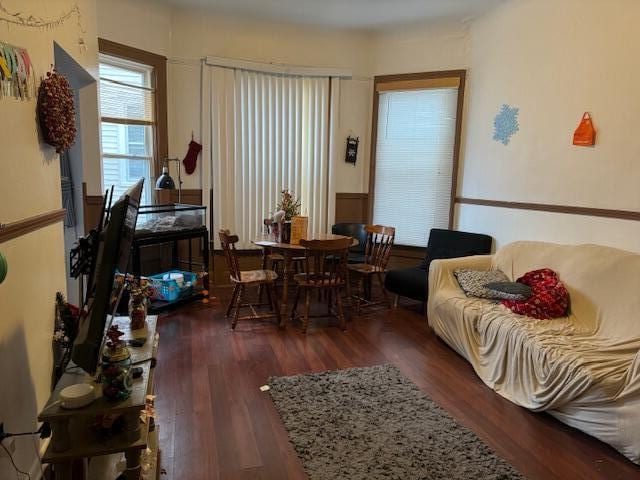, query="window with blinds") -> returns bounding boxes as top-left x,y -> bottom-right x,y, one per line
99,55 -> 155,204
206,67 -> 331,249
372,77 -> 462,247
